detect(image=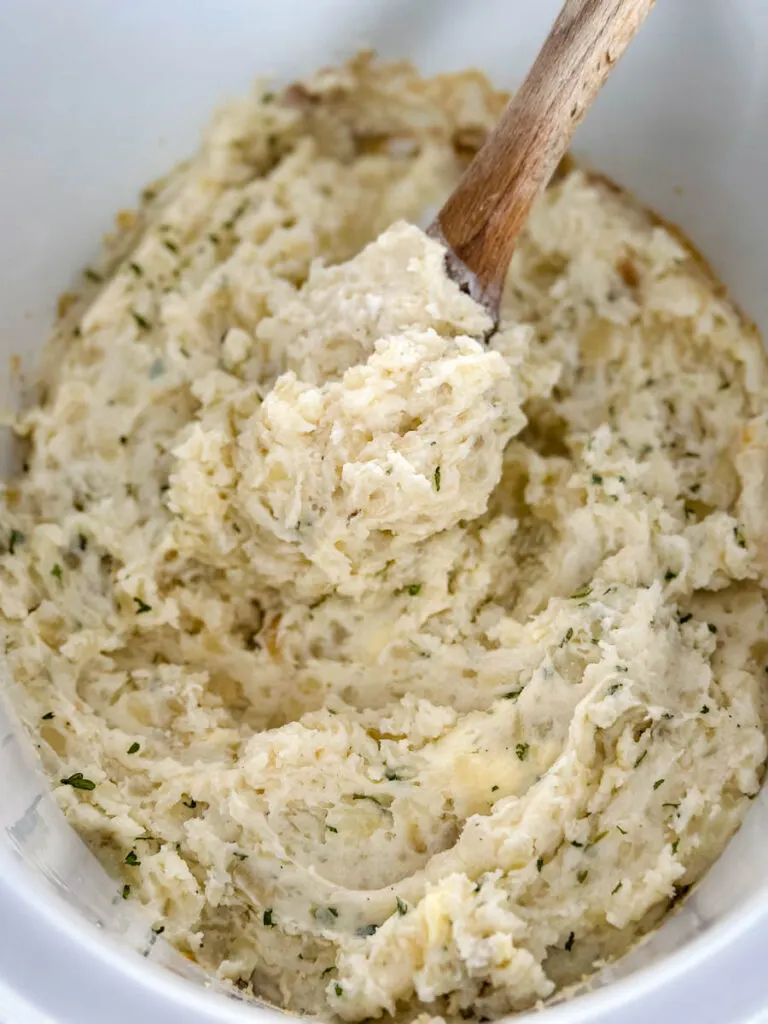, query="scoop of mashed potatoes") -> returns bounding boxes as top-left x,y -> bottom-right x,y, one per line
2,54 -> 767,1022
